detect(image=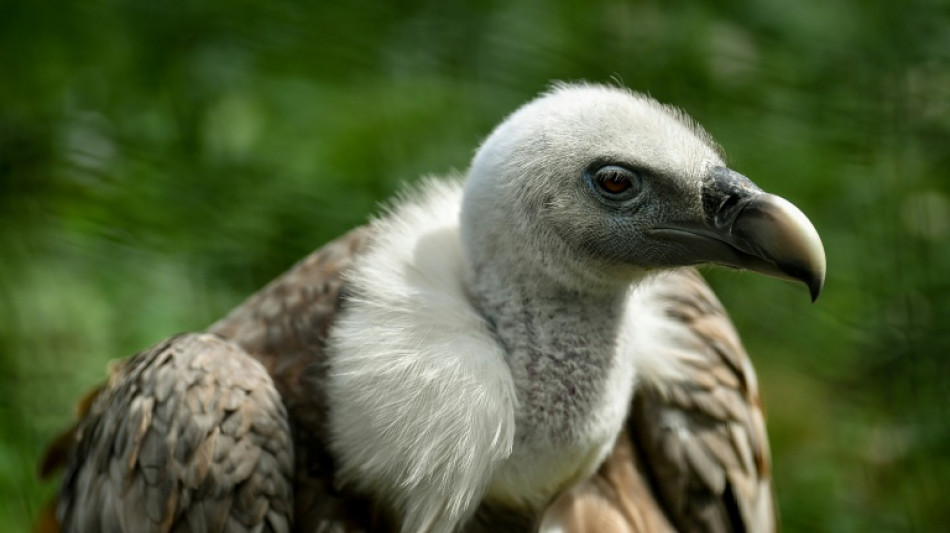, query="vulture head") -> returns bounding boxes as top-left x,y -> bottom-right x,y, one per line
462,83 -> 825,299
